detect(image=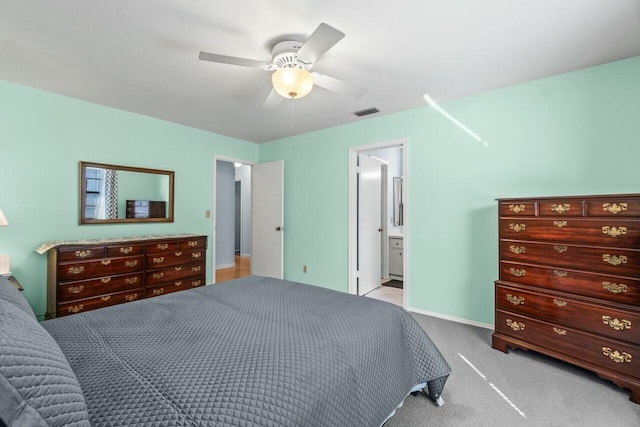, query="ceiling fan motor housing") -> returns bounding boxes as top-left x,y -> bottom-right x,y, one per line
272,41 -> 309,69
